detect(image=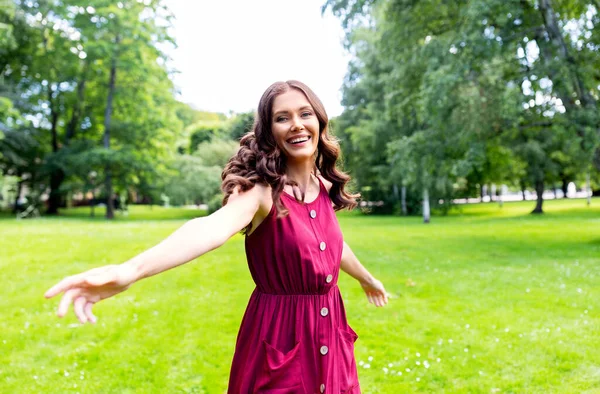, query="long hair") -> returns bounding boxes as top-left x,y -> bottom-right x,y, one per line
221,80 -> 358,232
